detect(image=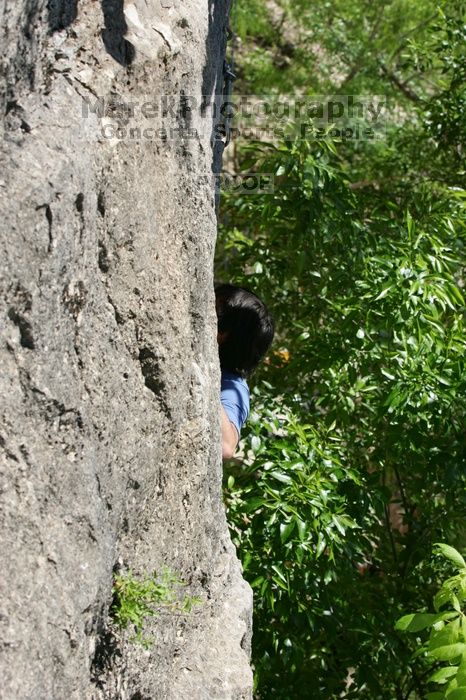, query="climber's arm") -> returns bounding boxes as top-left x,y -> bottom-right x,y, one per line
221,405 -> 239,460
